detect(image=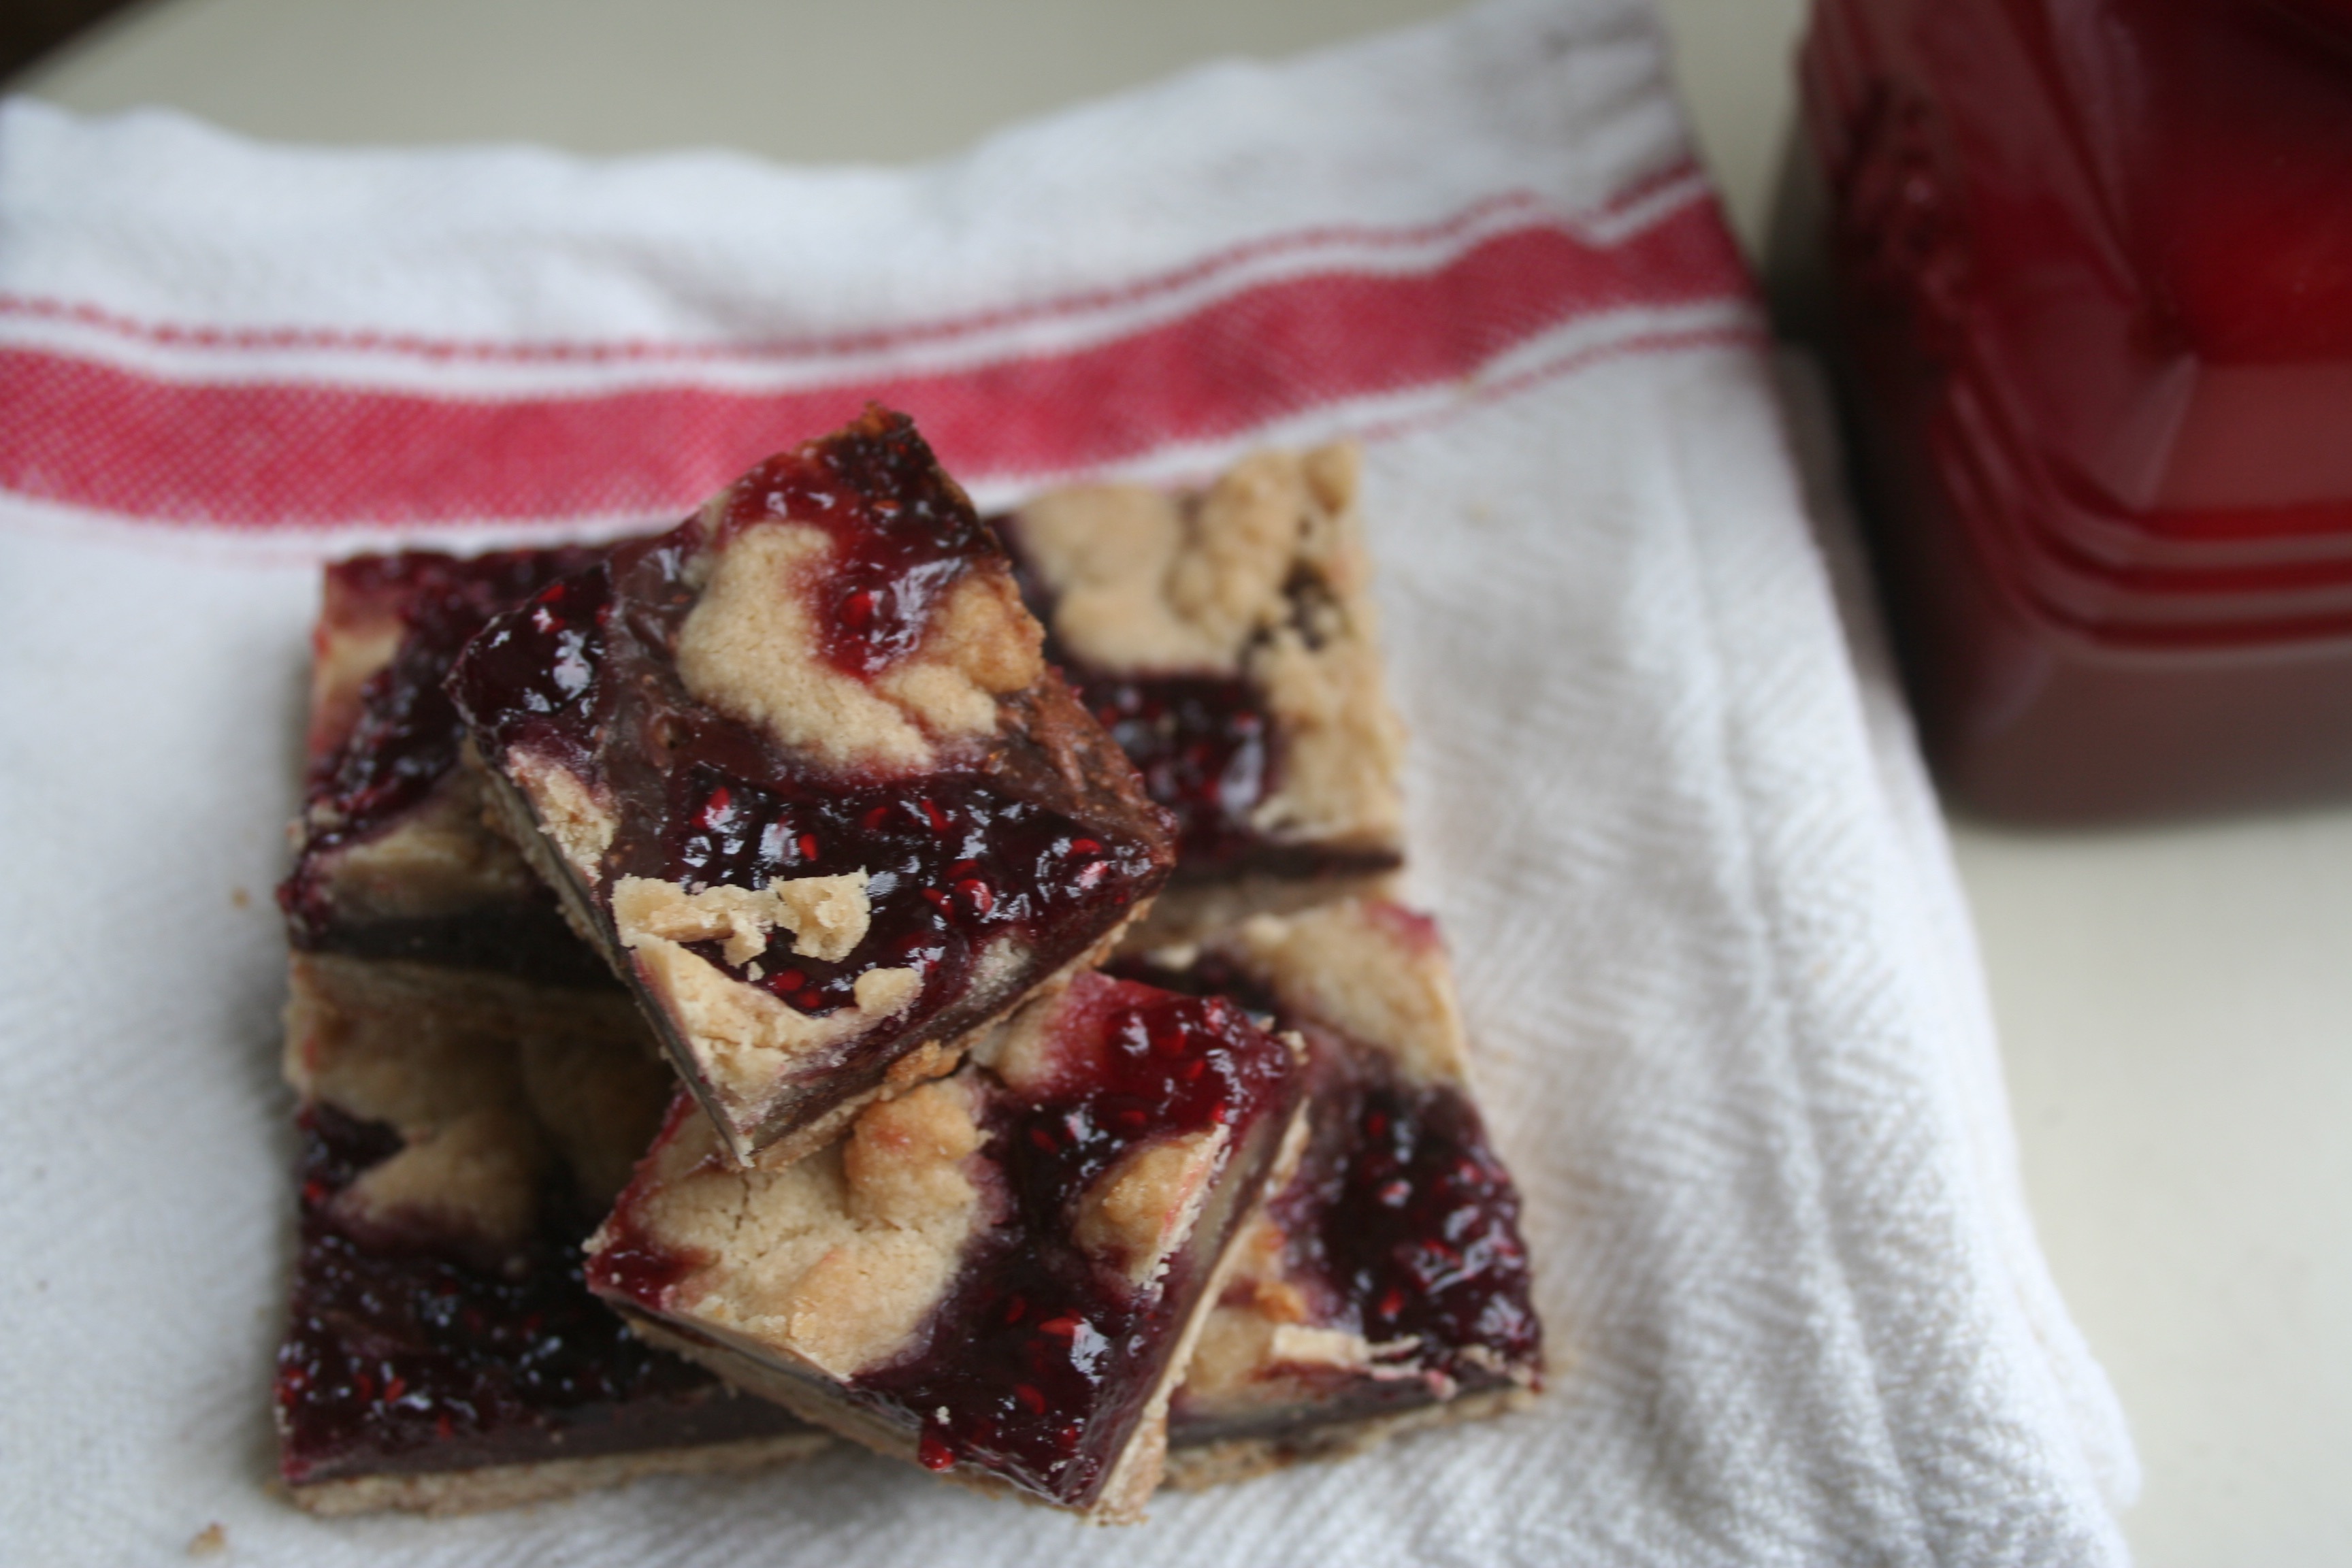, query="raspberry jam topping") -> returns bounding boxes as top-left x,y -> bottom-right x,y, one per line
1064,672 -> 1273,870
851,975 -> 1301,1505
995,529 -> 1397,881
589,975 -> 1302,1509
448,411 -> 1175,1150
451,410 -> 1010,769
452,559 -> 1162,1019
707,412 -> 999,677
675,767 -> 1149,1015
274,1104 -> 789,1482
1113,952 -> 1541,1395
303,548 -> 604,846
447,565 -> 619,773
1273,1047 -> 1541,1382
278,546 -> 607,961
